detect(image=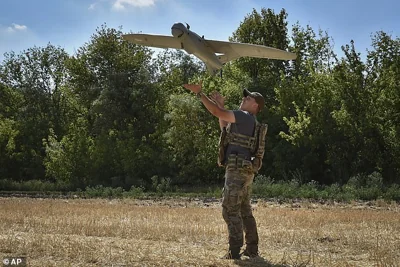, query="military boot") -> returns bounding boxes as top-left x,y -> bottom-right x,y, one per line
221,247 -> 241,259
241,246 -> 259,258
